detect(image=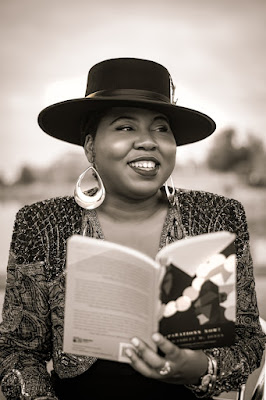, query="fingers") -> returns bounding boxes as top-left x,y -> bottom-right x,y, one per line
151,333 -> 181,360
126,334 -> 208,385
125,334 -> 179,379
125,346 -> 159,378
130,337 -> 163,370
